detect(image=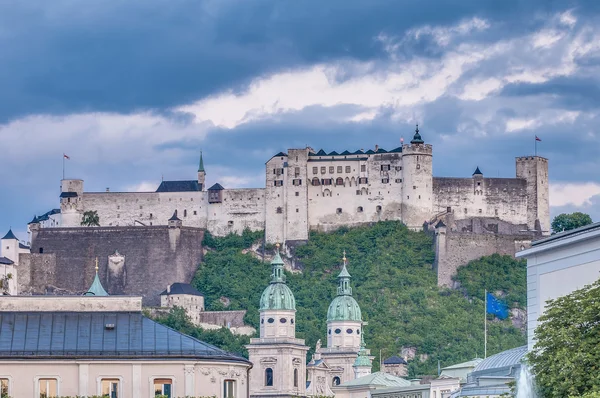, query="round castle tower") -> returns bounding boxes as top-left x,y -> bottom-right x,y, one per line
60,179 -> 84,227
326,253 -> 362,350
401,125 -> 433,229
259,244 -> 297,338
